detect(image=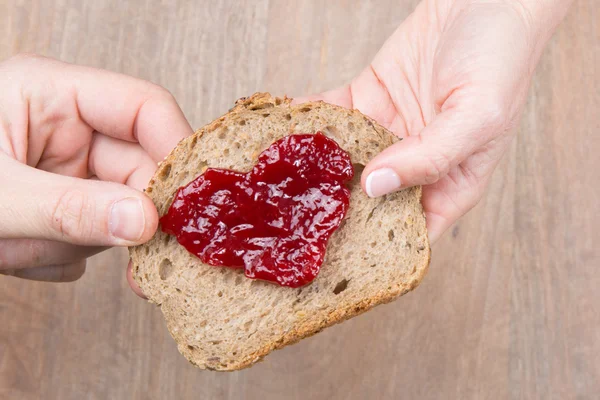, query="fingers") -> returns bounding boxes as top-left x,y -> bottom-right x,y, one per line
88,133 -> 157,191
361,106 -> 504,197
127,260 -> 147,299
0,154 -> 158,246
1,260 -> 86,282
10,54 -> 193,162
71,65 -> 193,162
422,140 -> 507,243
0,238 -> 105,269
